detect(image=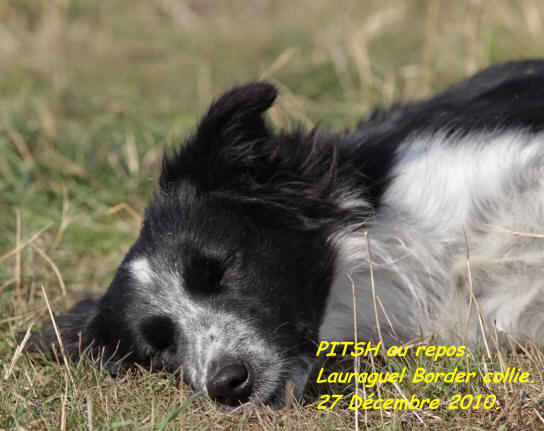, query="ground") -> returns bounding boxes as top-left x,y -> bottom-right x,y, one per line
1,0 -> 544,429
